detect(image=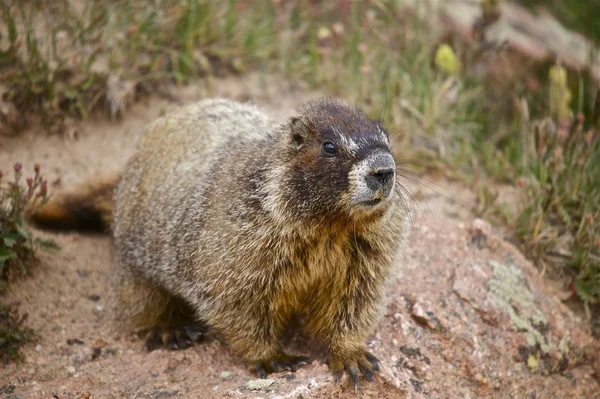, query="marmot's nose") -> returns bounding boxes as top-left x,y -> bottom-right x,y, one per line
365,167 -> 394,191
